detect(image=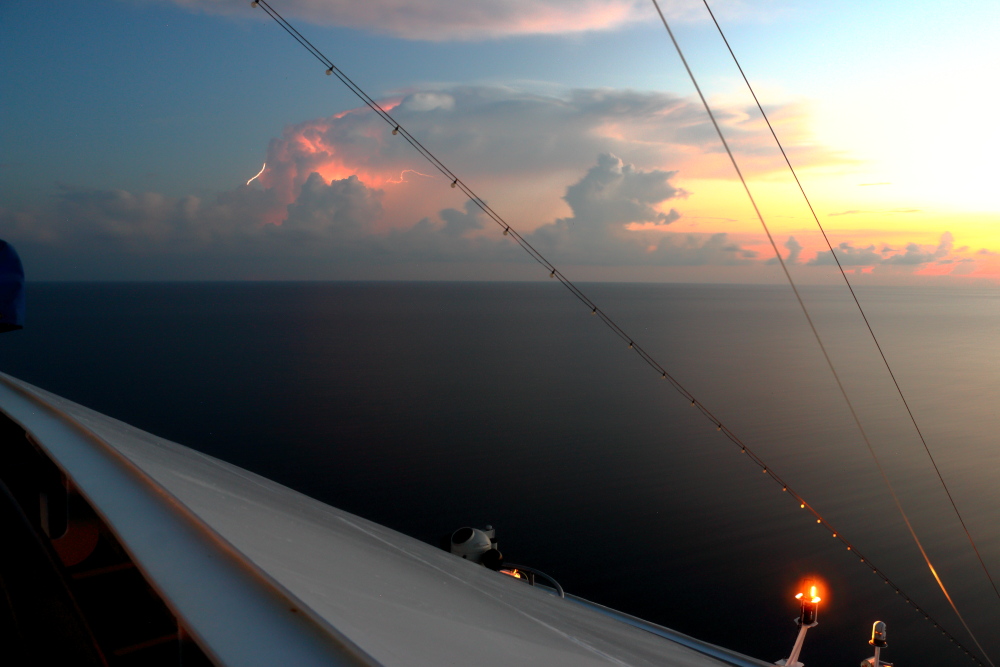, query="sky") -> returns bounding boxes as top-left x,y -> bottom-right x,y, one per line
1,0 -> 998,282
